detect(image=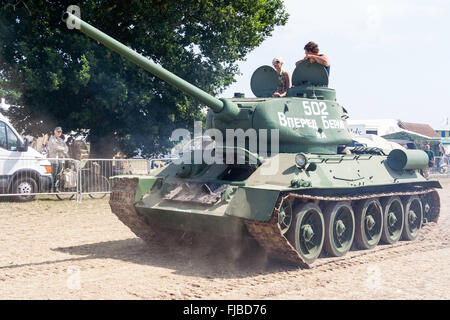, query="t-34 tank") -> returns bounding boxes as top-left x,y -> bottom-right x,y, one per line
63,12 -> 441,267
